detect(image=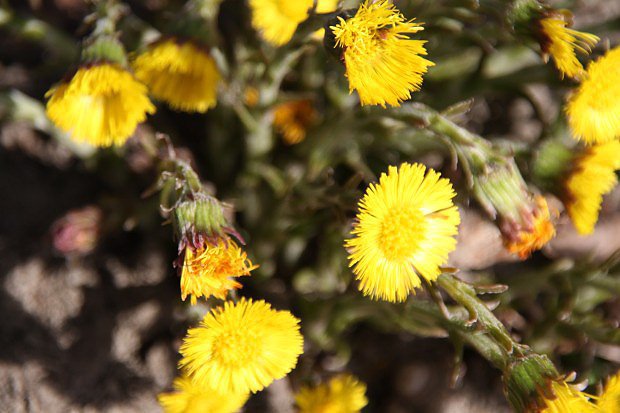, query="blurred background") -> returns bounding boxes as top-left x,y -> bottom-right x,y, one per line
1,0 -> 619,411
